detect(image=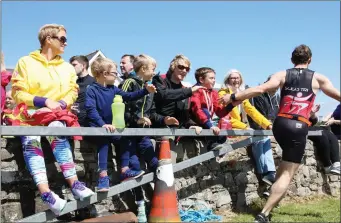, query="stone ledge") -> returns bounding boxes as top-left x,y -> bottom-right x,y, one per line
1,137 -> 340,222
